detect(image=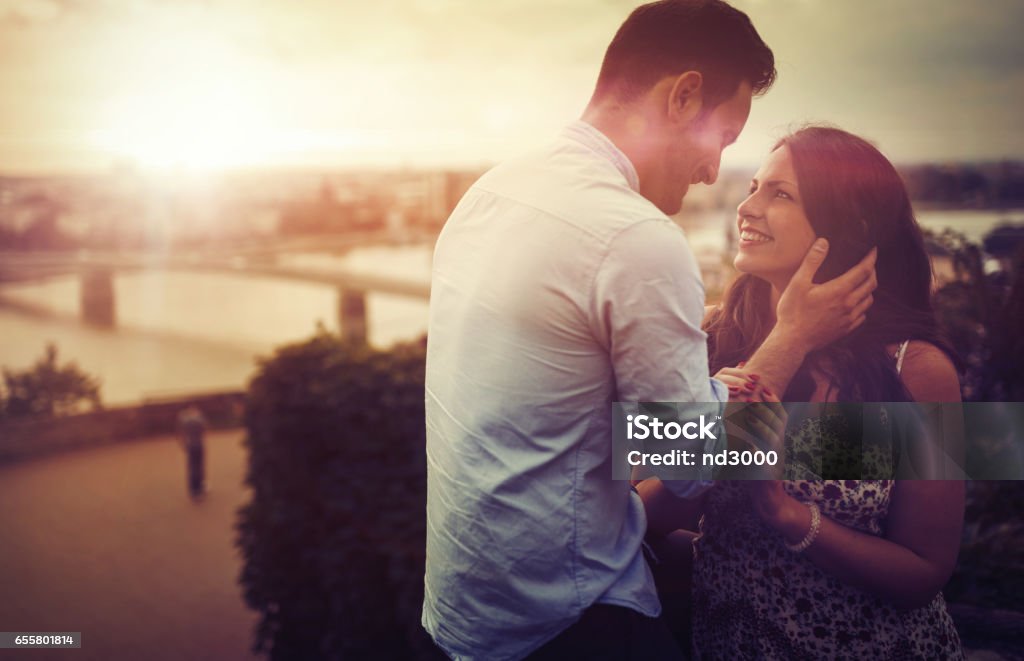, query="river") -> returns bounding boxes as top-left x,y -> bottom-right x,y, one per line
0,210 -> 1020,405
